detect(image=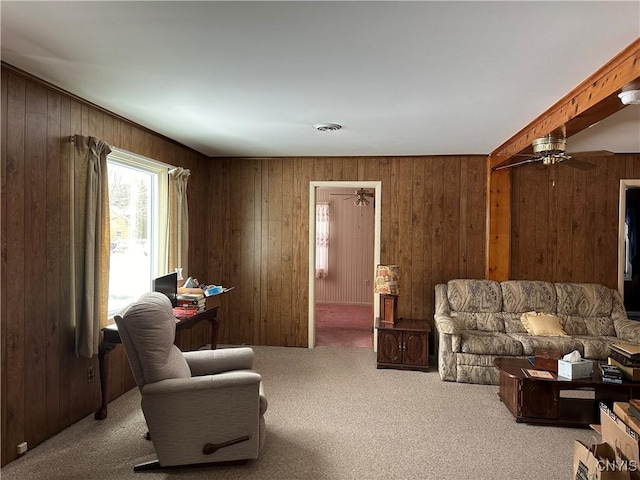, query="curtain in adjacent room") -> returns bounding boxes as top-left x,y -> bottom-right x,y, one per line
168,167 -> 190,280
71,135 -> 111,358
315,202 -> 330,279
